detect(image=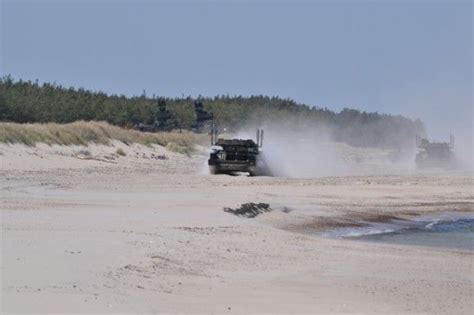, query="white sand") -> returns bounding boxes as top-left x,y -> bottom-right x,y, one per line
1,142 -> 473,314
